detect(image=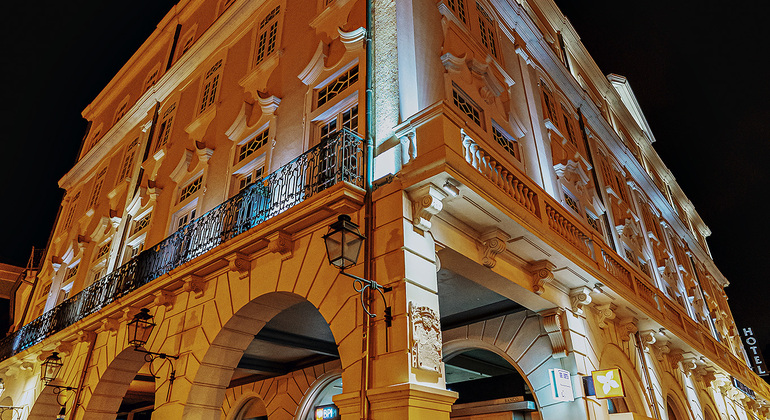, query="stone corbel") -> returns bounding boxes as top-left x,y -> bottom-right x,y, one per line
569,287 -> 592,315
20,362 -> 34,372
266,231 -> 293,260
529,260 -> 555,295
185,106 -> 217,143
639,330 -> 657,350
667,348 -> 684,367
101,317 -> 120,333
77,330 -> 96,345
154,290 -> 175,310
195,141 -> 215,164
339,27 -> 366,53
55,341 -> 75,357
184,274 -> 206,298
680,354 -> 699,375
408,184 -> 447,231
540,308 -> 568,359
440,52 -> 466,74
480,229 -> 510,268
169,149 -> 194,184
618,317 -> 638,342
227,253 -> 250,279
595,303 -> 617,329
